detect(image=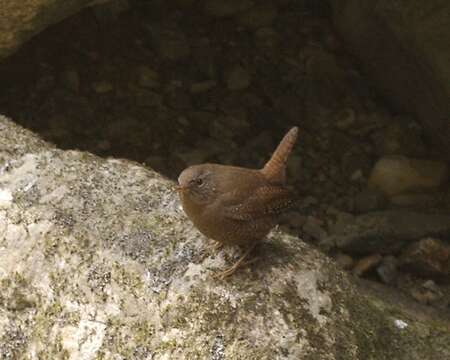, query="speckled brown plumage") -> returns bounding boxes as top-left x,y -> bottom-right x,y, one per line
177,127 -> 298,276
